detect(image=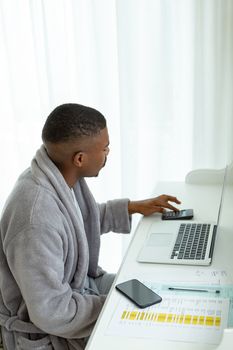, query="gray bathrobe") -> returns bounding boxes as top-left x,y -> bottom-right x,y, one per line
0,146 -> 131,349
